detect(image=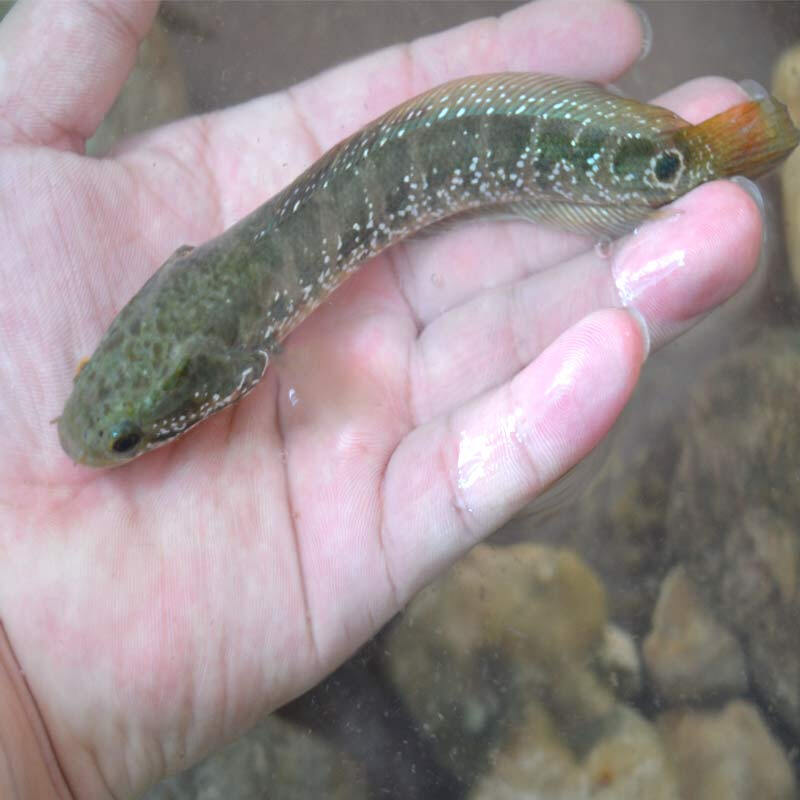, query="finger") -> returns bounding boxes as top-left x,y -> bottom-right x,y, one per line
389,219 -> 593,324
0,0 -> 156,150
612,180 -> 762,342
382,308 -> 645,601
119,0 -> 646,226
392,76 -> 754,323
410,178 -> 760,424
